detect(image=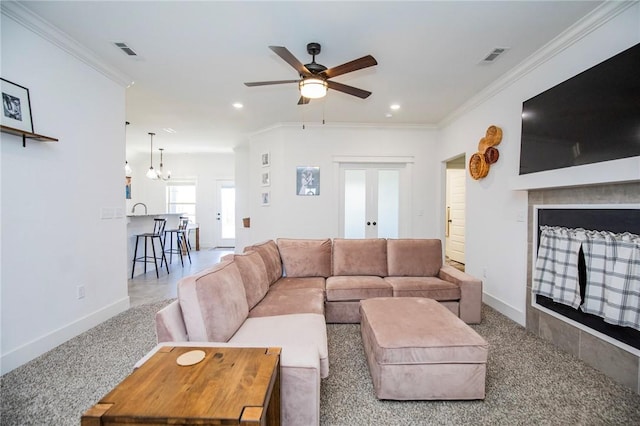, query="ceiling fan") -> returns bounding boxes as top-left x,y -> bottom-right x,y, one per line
244,42 -> 377,105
